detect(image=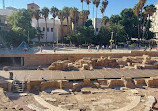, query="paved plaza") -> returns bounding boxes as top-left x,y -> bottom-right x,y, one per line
0,69 -> 158,81
0,47 -> 149,54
